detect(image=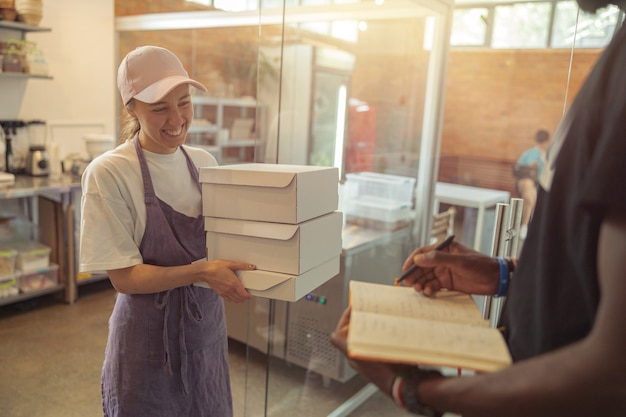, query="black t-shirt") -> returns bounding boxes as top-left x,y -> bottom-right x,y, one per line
499,22 -> 626,361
